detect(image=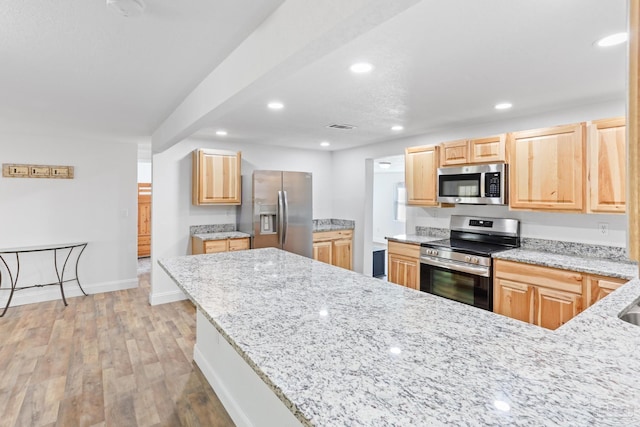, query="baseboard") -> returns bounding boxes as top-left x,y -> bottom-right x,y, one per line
0,278 -> 138,308
148,289 -> 187,306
